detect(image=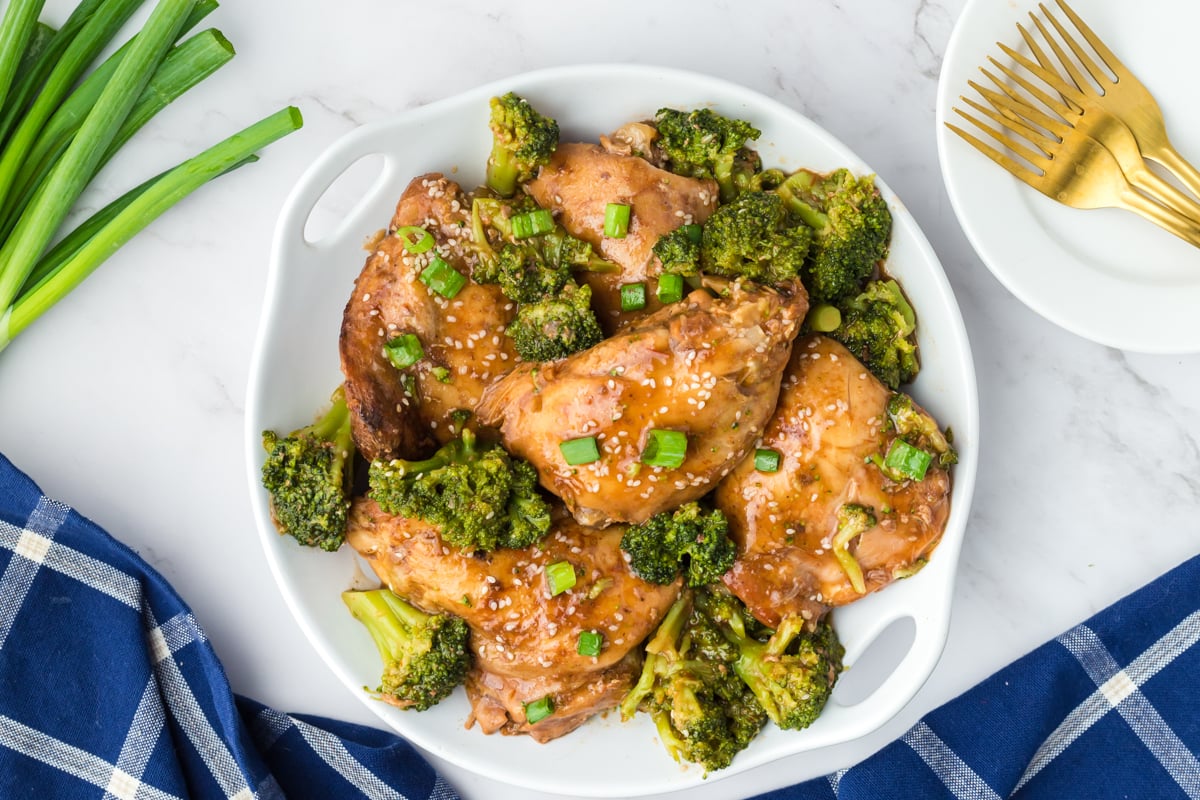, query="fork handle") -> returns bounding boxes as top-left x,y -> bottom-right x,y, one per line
1125,162 -> 1200,225
1118,188 -> 1200,250
1146,140 -> 1200,203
